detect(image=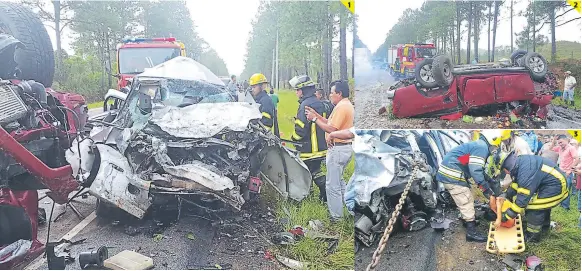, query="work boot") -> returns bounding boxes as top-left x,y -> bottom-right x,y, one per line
465,220 -> 487,242
525,231 -> 541,243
